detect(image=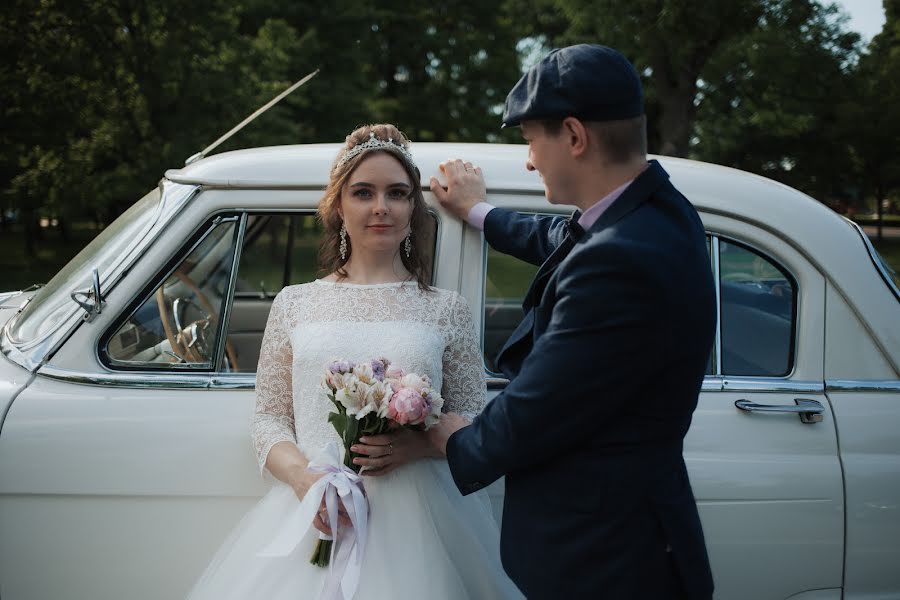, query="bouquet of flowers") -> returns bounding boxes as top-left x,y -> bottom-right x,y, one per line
310,357 -> 444,567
